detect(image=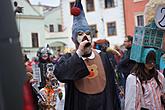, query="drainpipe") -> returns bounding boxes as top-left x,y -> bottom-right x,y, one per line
122,0 -> 127,36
